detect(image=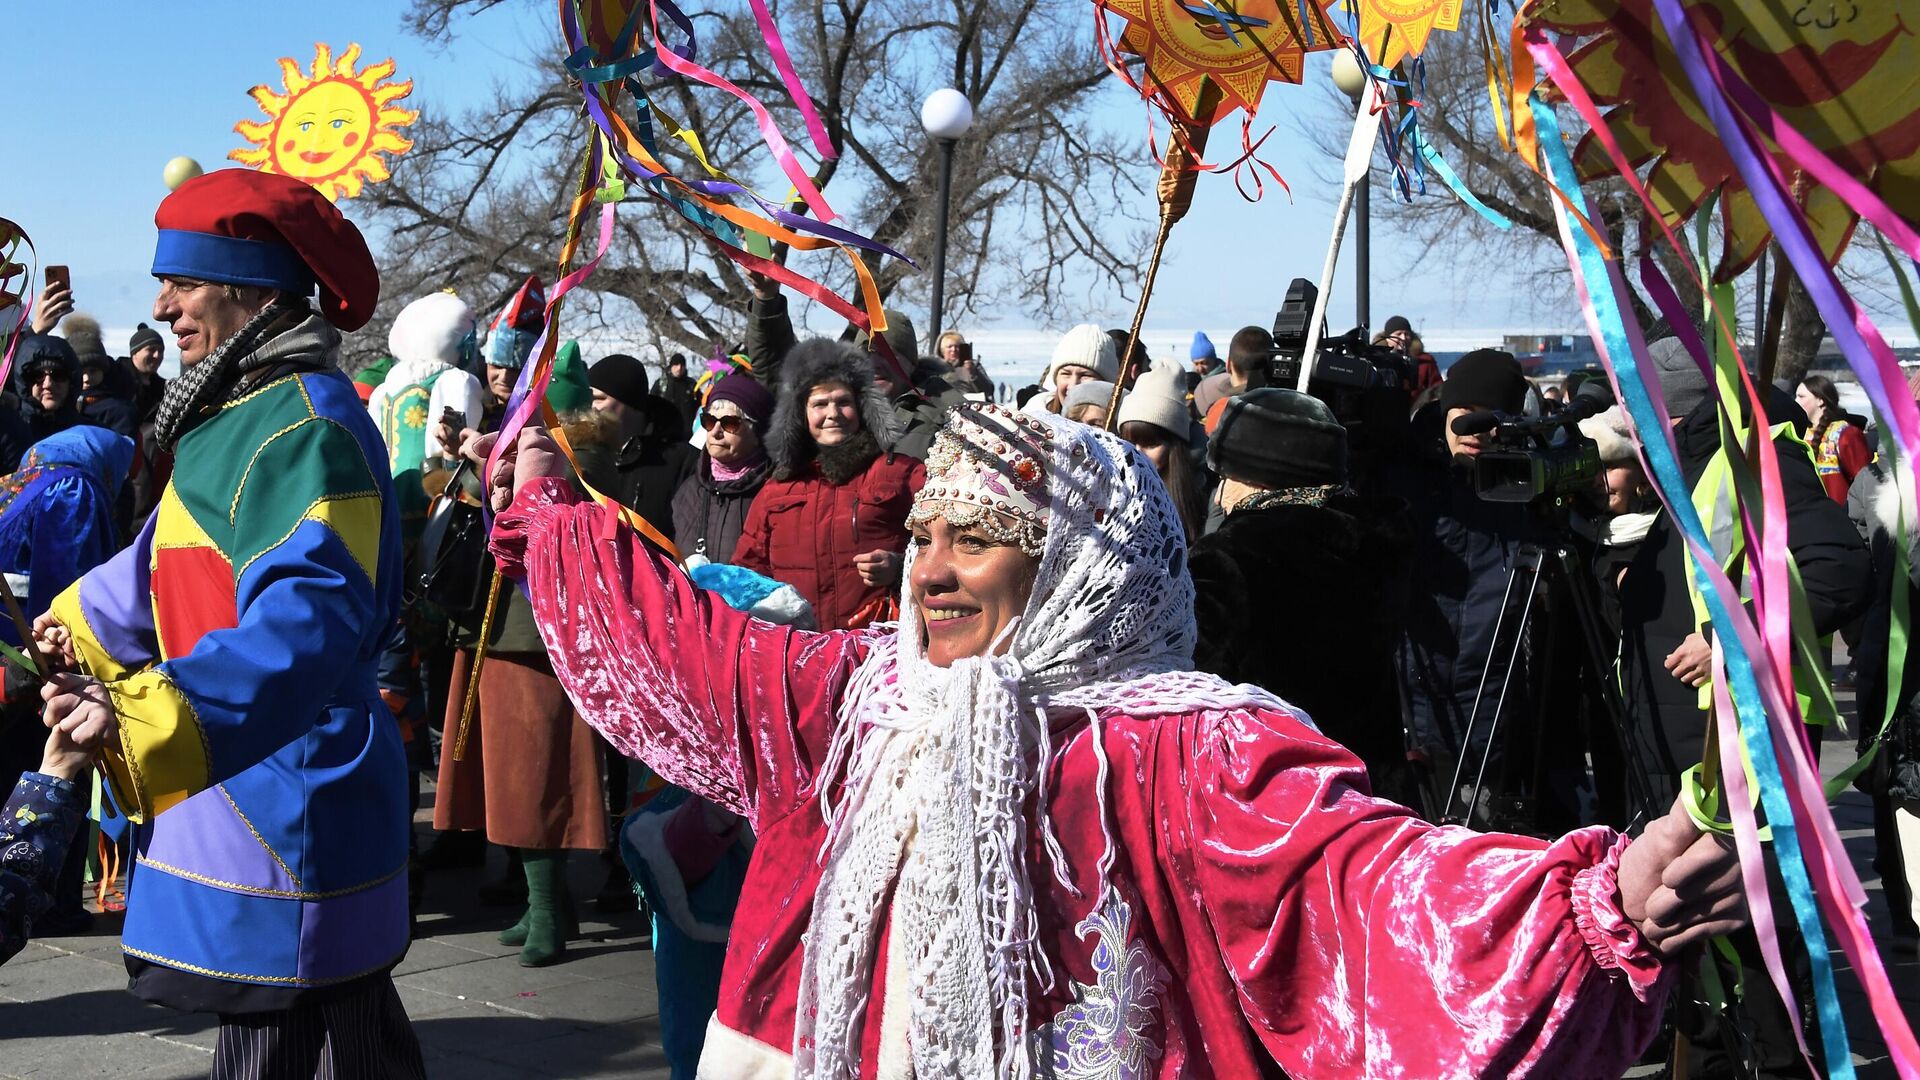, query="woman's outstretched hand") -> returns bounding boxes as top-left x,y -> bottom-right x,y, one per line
464,427 -> 566,512
1616,796 -> 1747,958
